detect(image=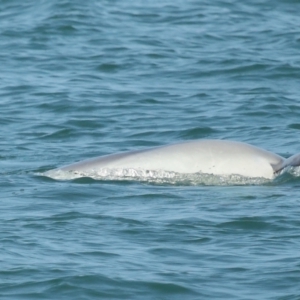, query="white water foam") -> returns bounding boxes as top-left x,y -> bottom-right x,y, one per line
43,168 -> 275,185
